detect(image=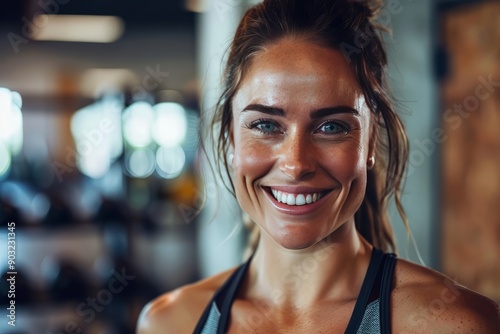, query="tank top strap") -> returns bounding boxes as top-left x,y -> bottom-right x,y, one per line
217,253 -> 254,333
344,247 -> 385,334
192,253 -> 254,334
379,252 -> 397,334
